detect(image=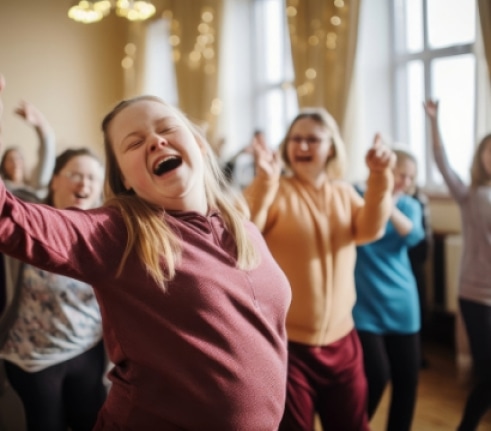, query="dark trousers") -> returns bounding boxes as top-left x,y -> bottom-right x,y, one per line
357,331 -> 420,431
457,298 -> 491,431
279,329 -> 370,431
4,341 -> 106,431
